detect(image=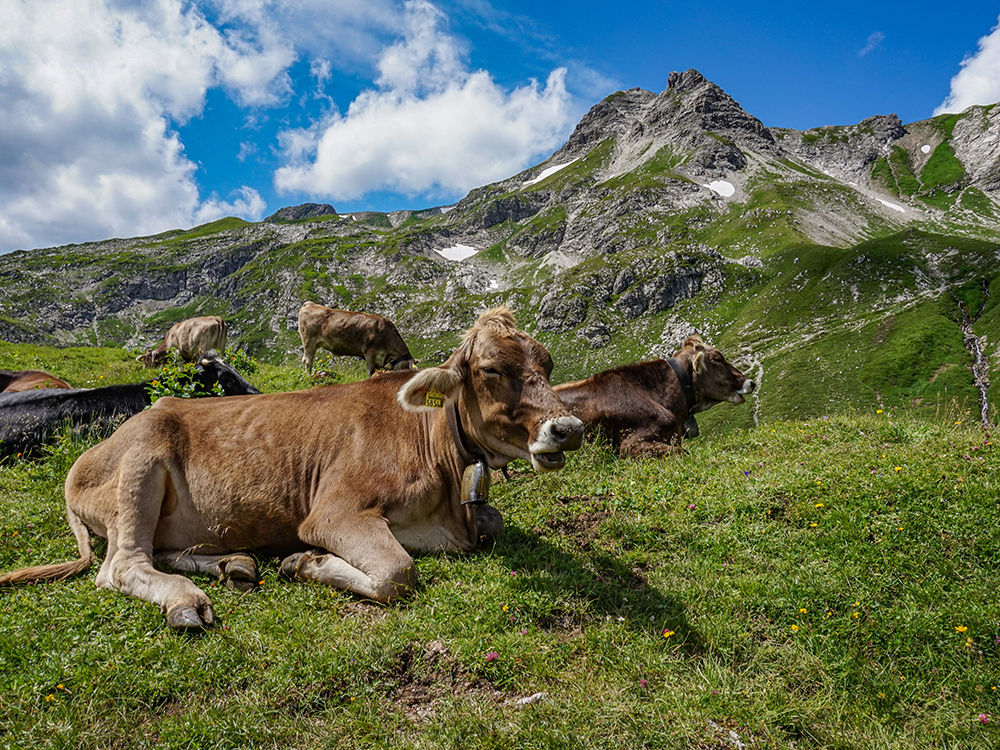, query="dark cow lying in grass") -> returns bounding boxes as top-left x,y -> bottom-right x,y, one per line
0,308 -> 584,630
555,336 -> 754,457
298,301 -> 417,376
0,369 -> 72,392
0,351 -> 259,458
